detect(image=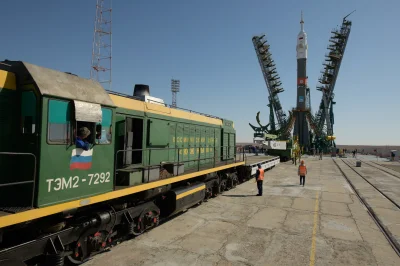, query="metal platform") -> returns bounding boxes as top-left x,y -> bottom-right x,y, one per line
240,154 -> 280,176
